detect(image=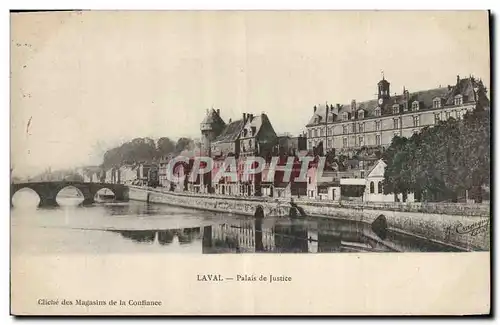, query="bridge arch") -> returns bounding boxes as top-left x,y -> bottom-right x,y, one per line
55,185 -> 85,206
11,187 -> 41,208
94,187 -> 117,201
11,181 -> 128,208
